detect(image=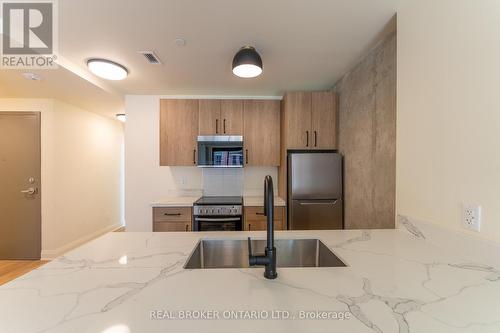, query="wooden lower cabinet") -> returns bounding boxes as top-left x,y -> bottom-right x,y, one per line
244,206 -> 286,231
153,221 -> 191,232
153,207 -> 192,232
152,206 -> 286,232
